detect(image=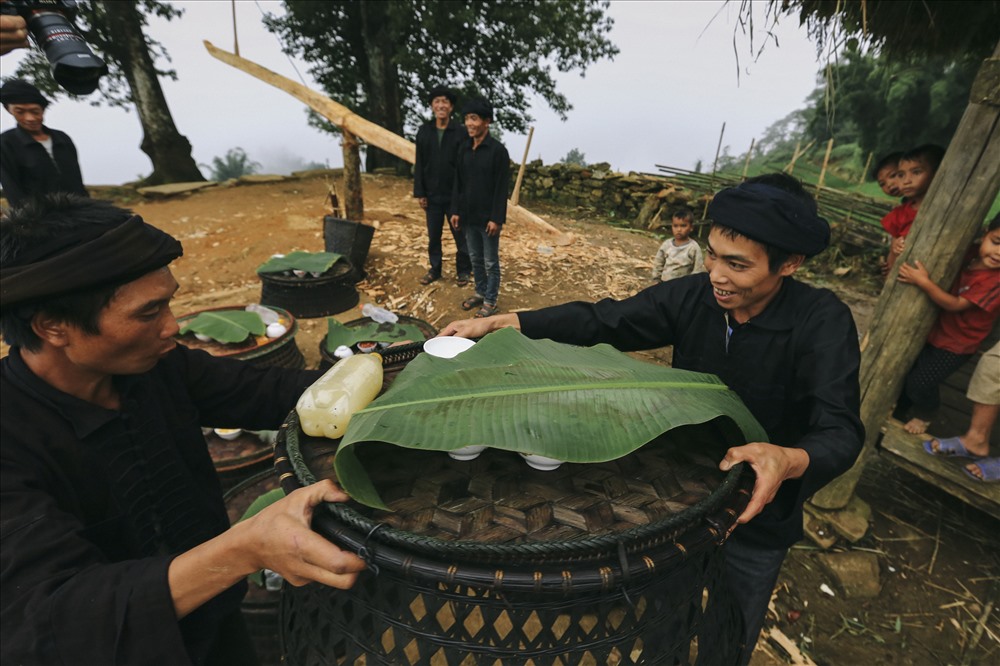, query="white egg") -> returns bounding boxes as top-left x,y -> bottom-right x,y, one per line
292,269 -> 307,277
266,322 -> 289,338
194,333 -> 213,342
